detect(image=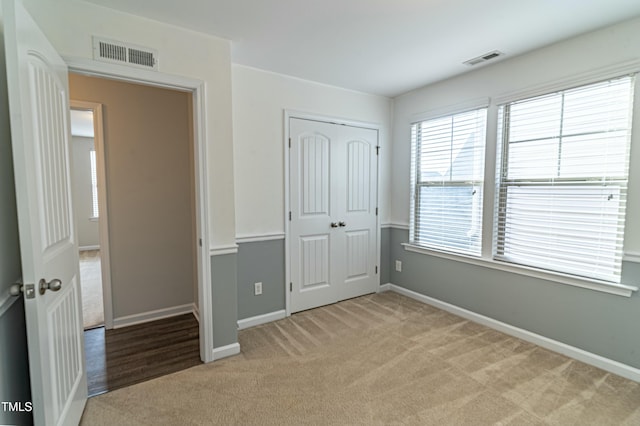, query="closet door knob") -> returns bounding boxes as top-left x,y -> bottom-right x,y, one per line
338,221 -> 346,227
